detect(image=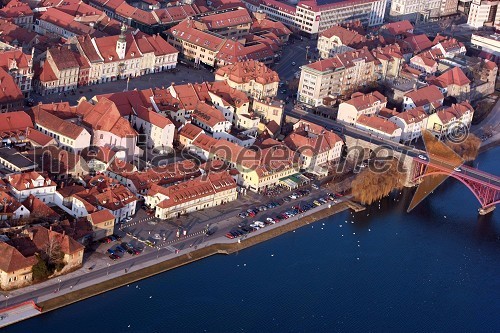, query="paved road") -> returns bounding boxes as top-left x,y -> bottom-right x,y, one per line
286,106 -> 426,157
0,184 -> 340,310
30,66 -> 215,106
273,39 -> 317,83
